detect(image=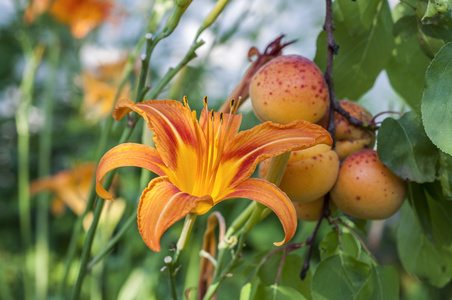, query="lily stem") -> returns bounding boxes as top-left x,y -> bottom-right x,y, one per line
87,211 -> 137,271
35,37 -> 60,300
16,36 -> 43,300
165,256 -> 179,300
163,213 -> 197,299
70,197 -> 105,300
205,152 -> 291,298
58,39 -> 140,298
175,213 -> 197,264
203,231 -> 246,300
223,202 -> 256,242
